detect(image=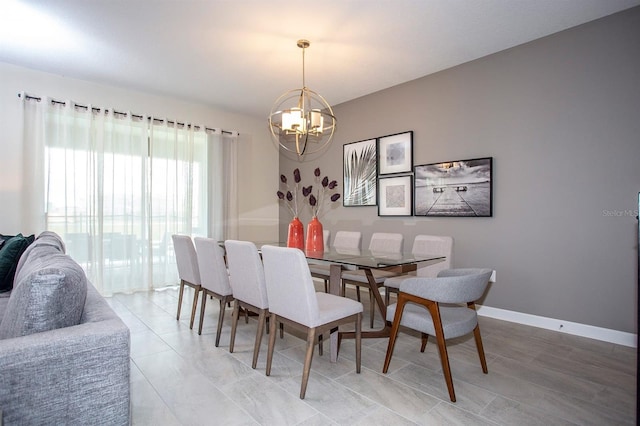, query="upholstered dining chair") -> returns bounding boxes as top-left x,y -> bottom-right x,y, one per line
171,234 -> 202,330
193,237 -> 234,345
384,235 -> 454,305
308,230 -> 362,293
224,240 -> 271,369
341,232 -> 403,327
261,245 -> 363,399
382,268 -> 494,402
